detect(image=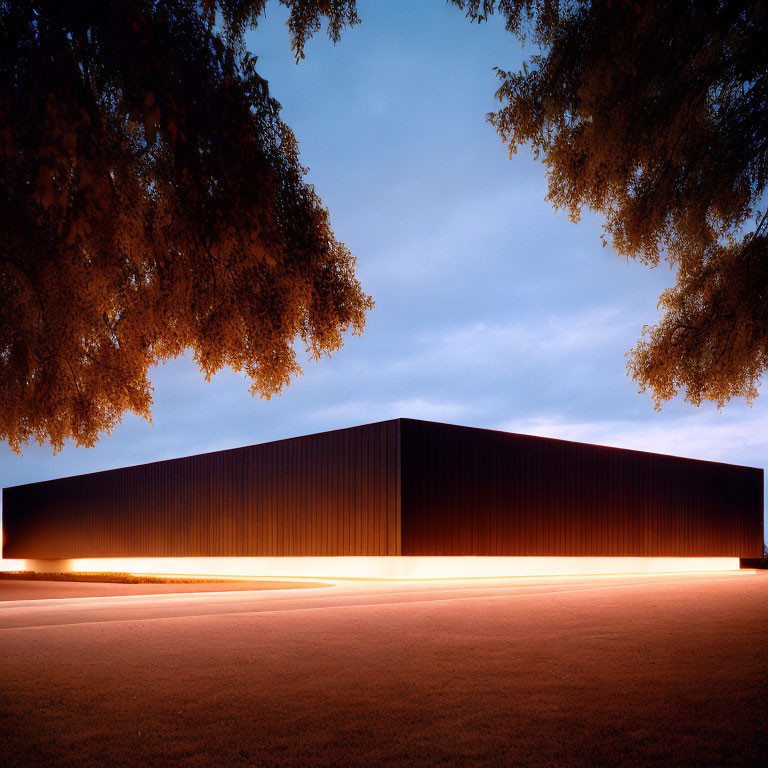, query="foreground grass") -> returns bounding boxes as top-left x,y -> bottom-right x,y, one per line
1,573 -> 765,768
0,571 -> 244,584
